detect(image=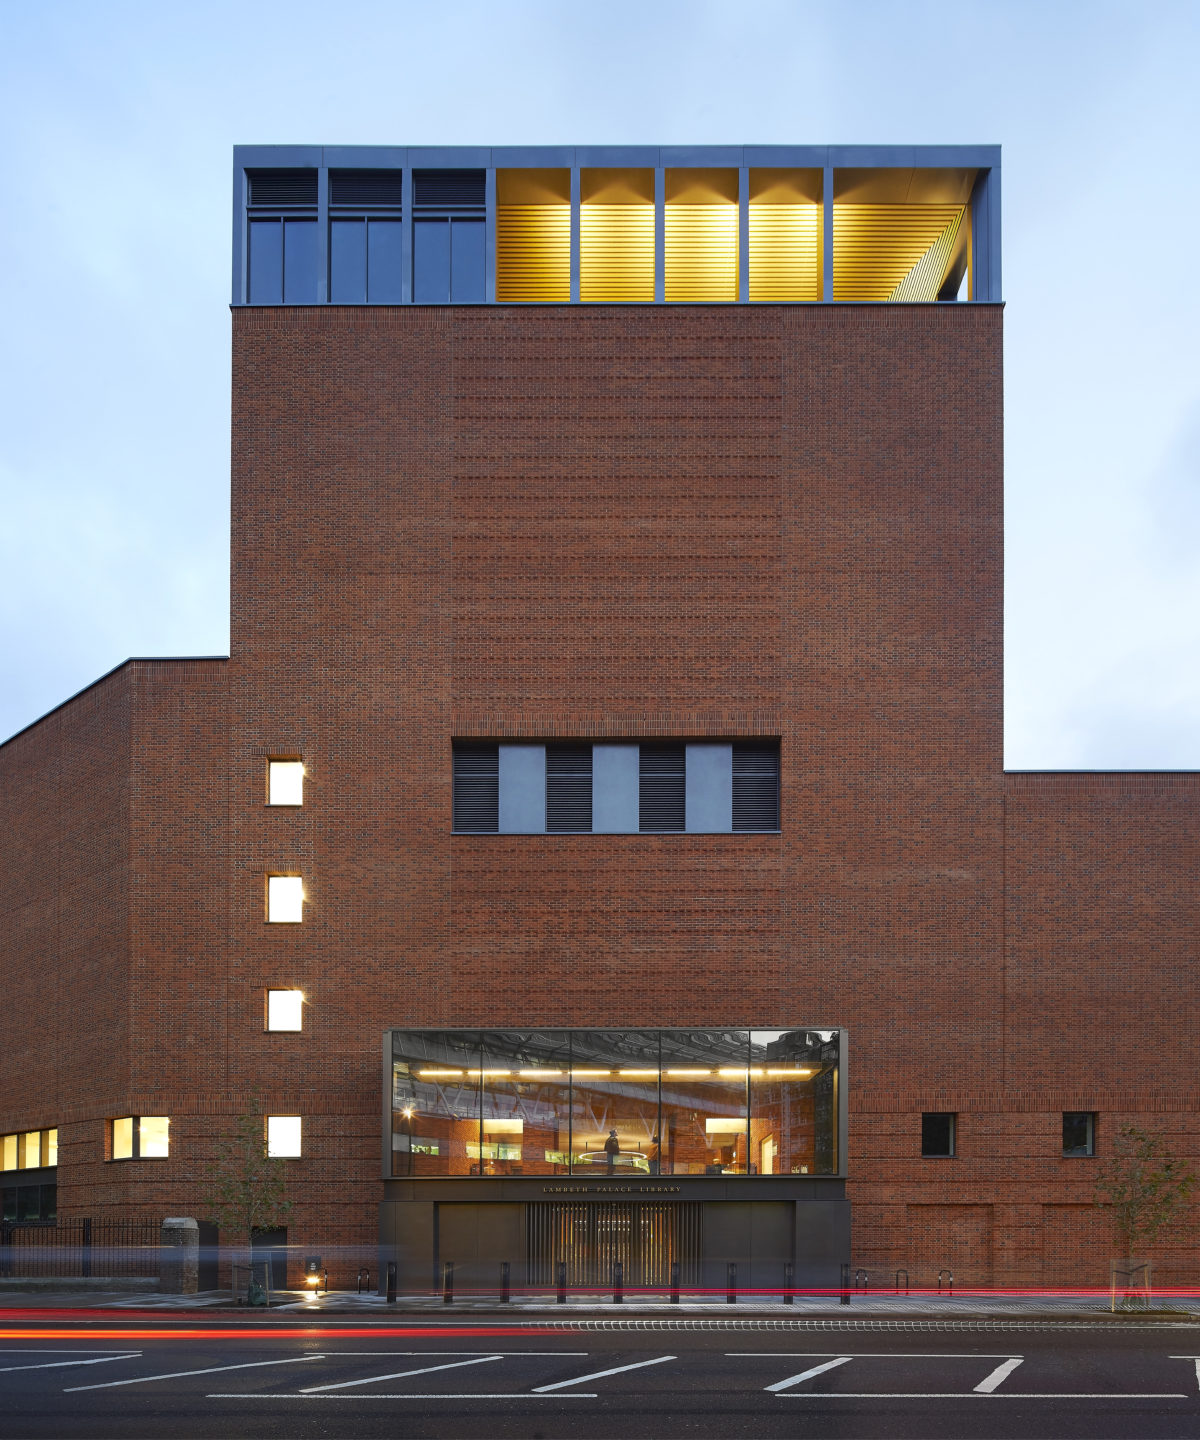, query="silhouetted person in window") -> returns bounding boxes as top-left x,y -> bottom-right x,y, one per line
604,1129 -> 620,1175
